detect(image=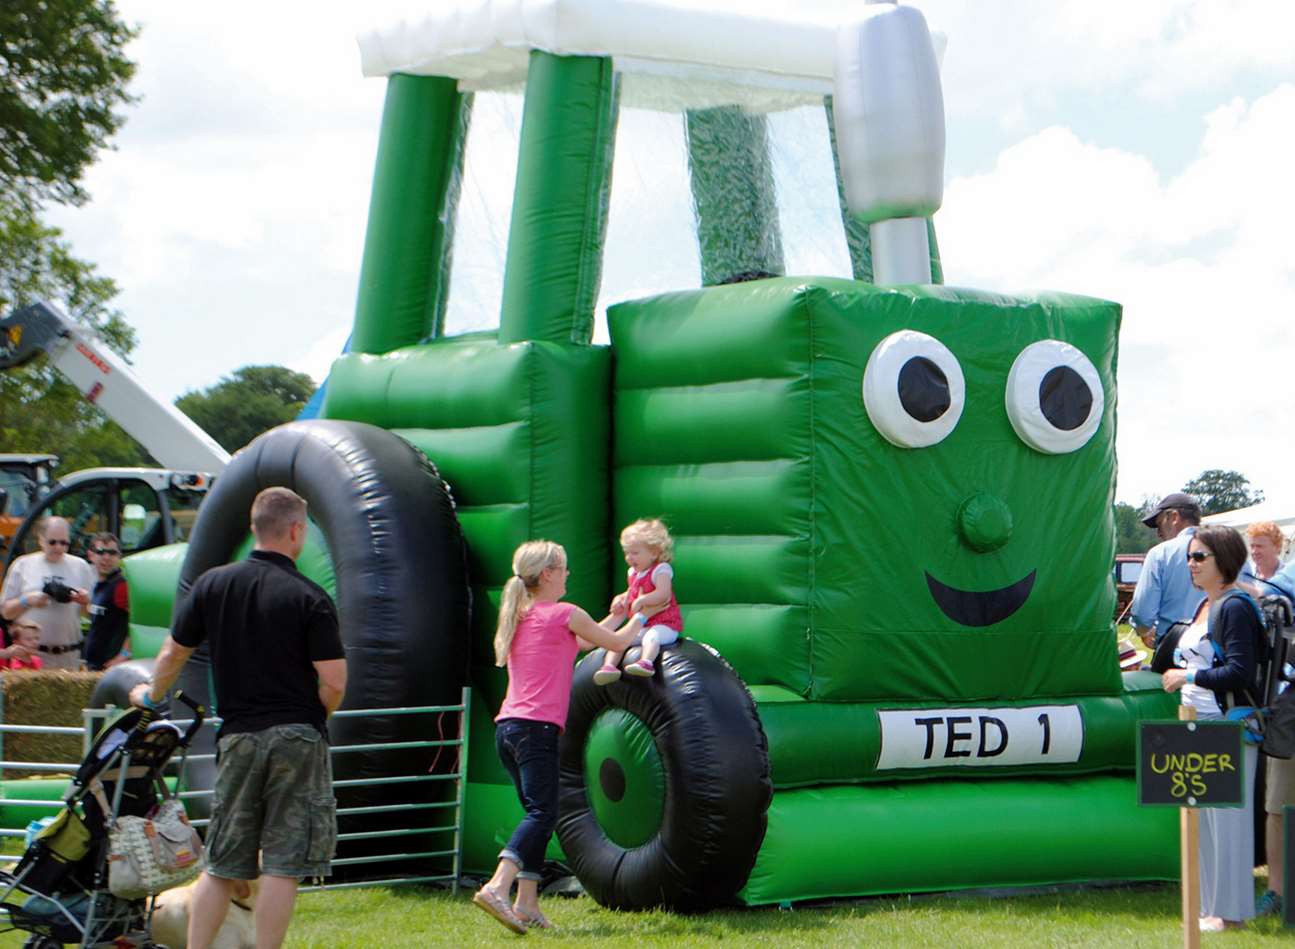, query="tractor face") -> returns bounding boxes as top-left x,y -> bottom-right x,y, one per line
611,278 -> 1120,702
